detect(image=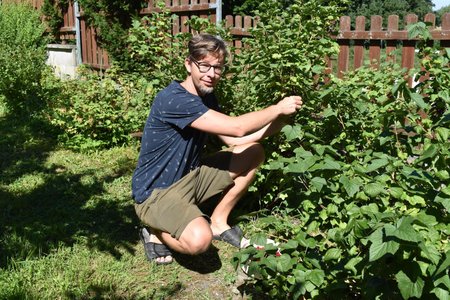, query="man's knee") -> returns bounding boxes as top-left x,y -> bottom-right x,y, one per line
188,237 -> 211,255
180,219 -> 213,255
